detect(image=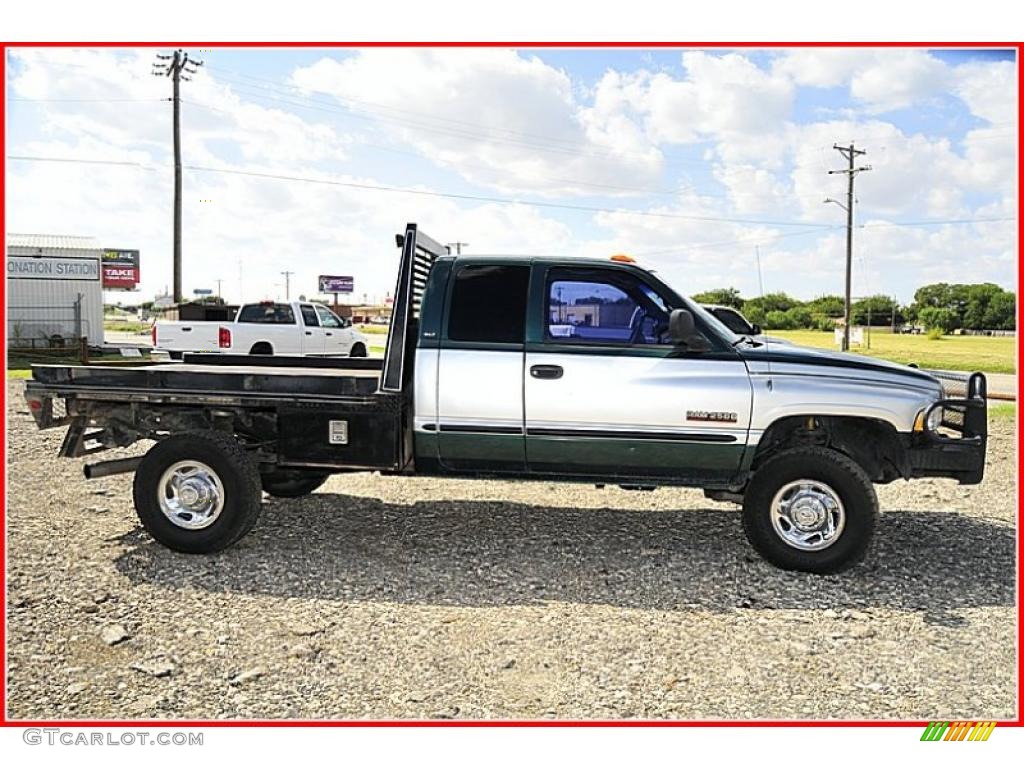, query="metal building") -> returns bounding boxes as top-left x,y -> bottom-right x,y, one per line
6,234 -> 105,348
